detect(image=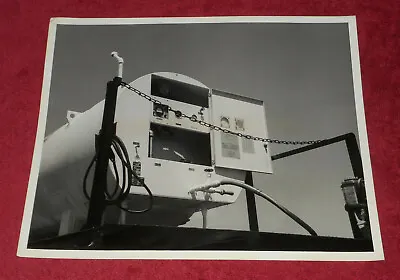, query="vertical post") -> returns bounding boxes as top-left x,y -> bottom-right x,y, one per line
345,133 -> 369,239
245,171 -> 259,231
85,77 -> 121,229
345,133 -> 364,179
